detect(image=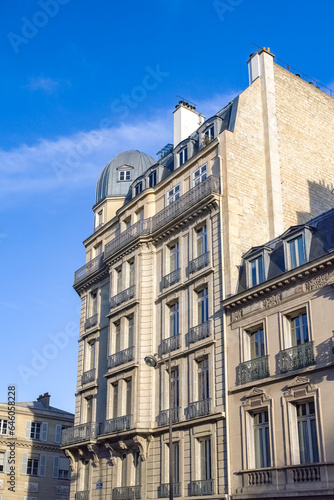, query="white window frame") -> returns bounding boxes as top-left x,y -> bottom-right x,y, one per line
283,307 -> 310,349
135,182 -> 143,196
196,436 -> 212,480
251,409 -> 271,469
95,209 -> 104,229
286,234 -> 306,270
119,170 -> 131,182
0,419 -> 7,435
167,184 -> 181,205
179,147 -> 188,166
193,164 -> 208,187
